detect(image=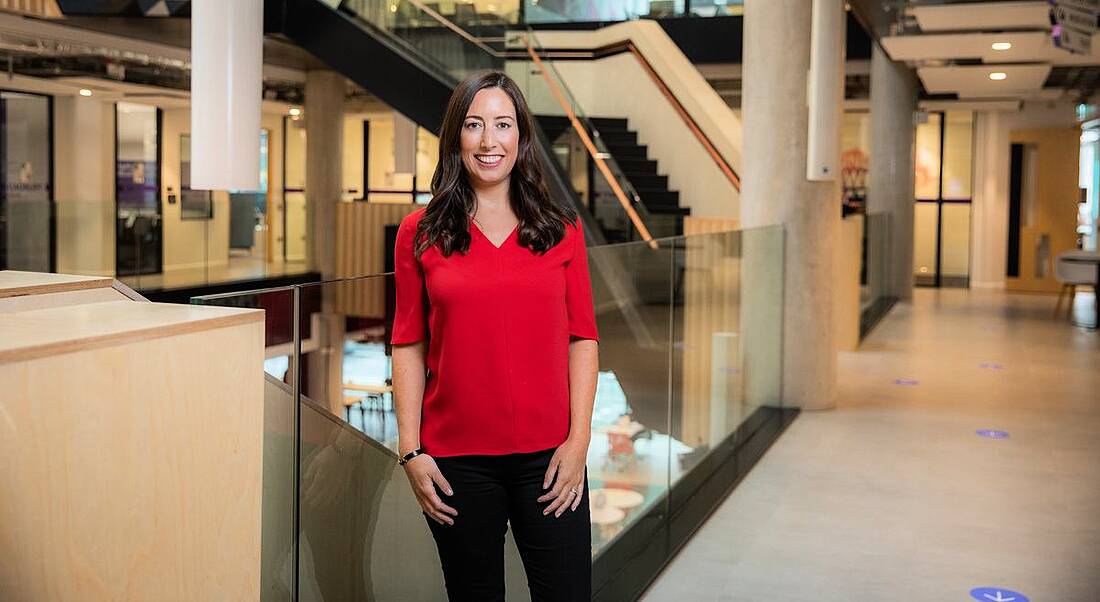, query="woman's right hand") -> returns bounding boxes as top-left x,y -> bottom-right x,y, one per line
402,454 -> 458,526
